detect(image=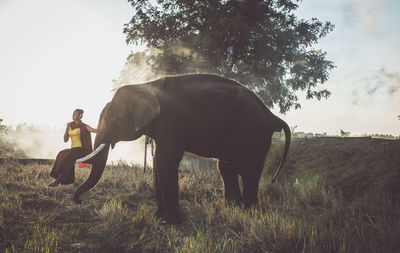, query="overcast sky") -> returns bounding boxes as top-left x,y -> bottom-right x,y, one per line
1,0 -> 399,136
